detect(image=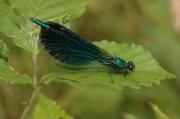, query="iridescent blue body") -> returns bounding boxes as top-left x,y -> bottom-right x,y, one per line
31,18 -> 135,76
